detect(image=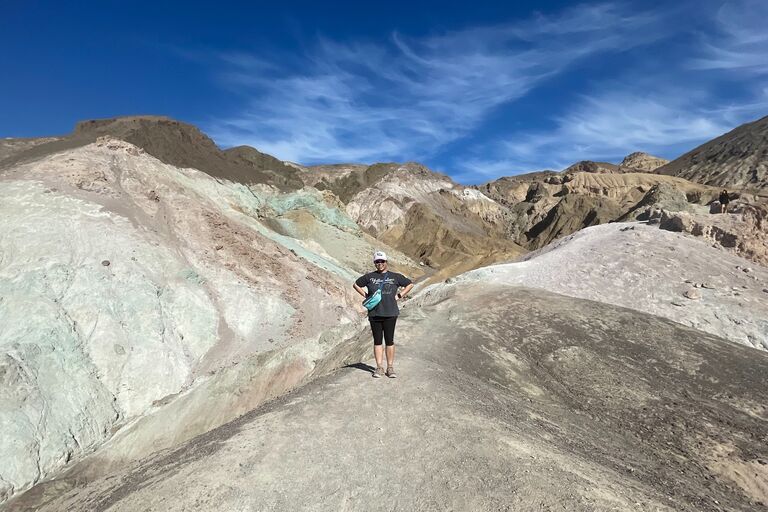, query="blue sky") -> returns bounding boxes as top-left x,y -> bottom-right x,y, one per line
2,1 -> 767,183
